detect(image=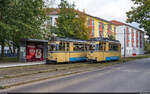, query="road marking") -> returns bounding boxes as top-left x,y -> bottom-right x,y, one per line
121,69 -> 140,73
